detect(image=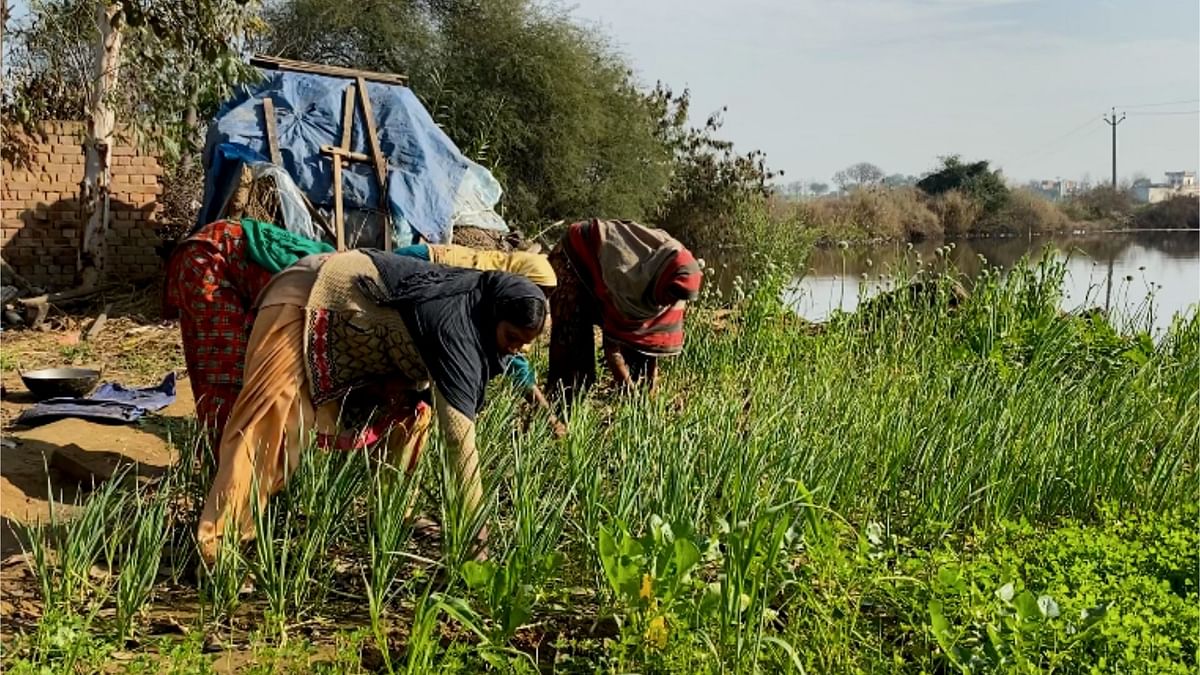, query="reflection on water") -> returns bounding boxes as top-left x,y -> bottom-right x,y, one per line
786,231 -> 1199,333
